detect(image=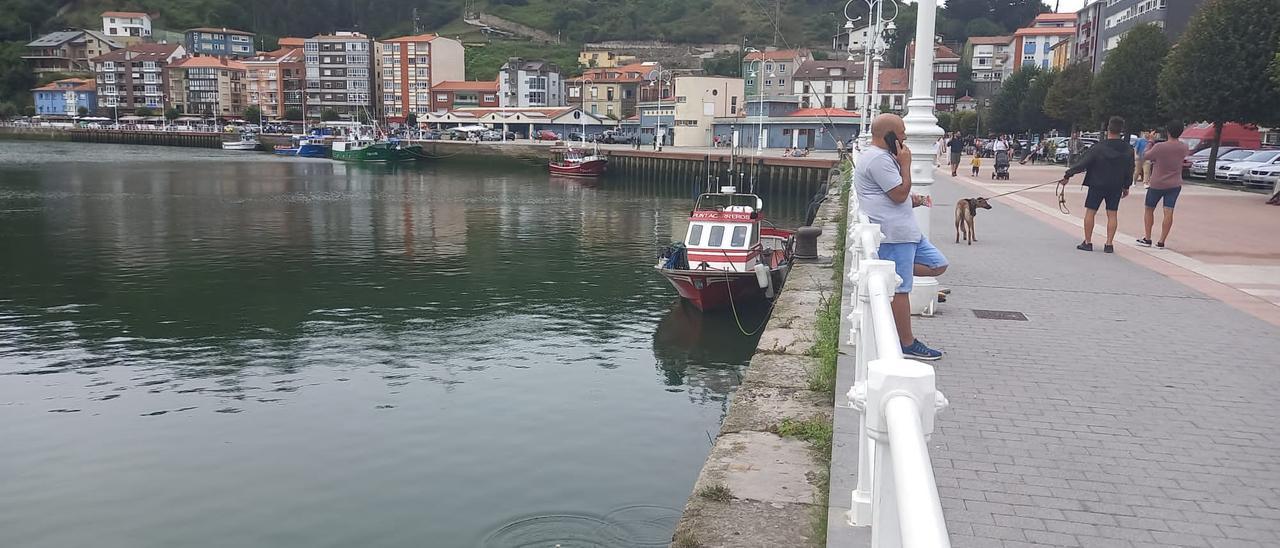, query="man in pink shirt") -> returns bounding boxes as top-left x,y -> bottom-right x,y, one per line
1138,121 -> 1190,248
